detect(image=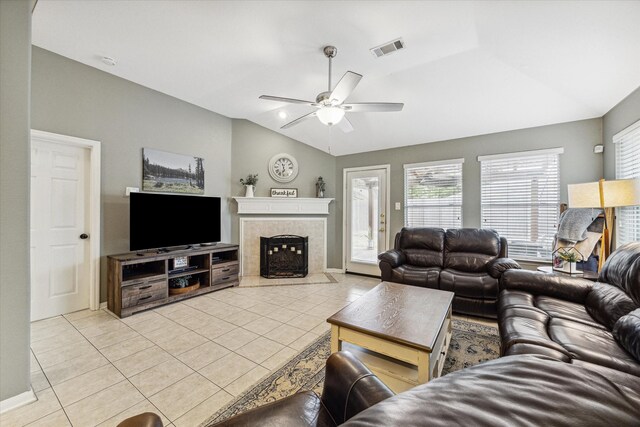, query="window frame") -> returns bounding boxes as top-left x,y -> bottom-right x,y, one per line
613,119 -> 640,246
403,158 -> 464,229
479,147 -> 564,262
